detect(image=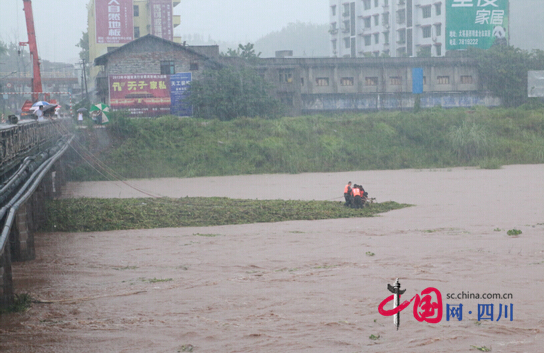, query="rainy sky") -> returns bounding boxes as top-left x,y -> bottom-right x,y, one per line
0,0 -> 542,64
